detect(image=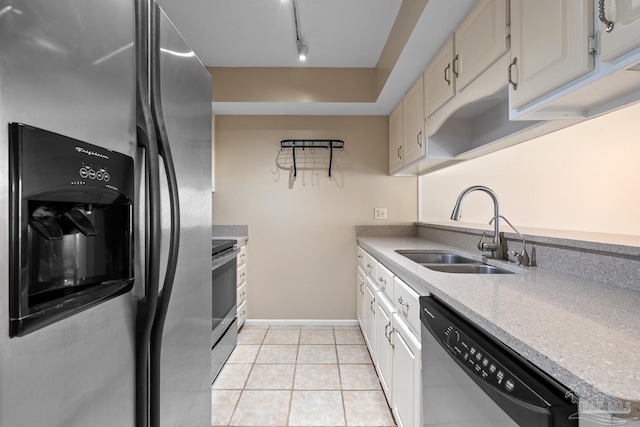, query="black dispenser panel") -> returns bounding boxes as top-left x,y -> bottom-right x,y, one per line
8,123 -> 135,337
